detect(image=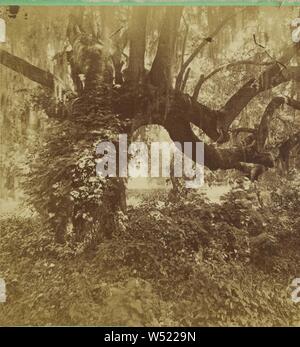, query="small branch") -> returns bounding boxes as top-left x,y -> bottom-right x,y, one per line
109,26 -> 124,39
175,9 -> 245,91
192,74 -> 205,101
253,34 -> 287,69
180,67 -> 191,92
253,34 -> 265,49
180,23 -> 189,70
